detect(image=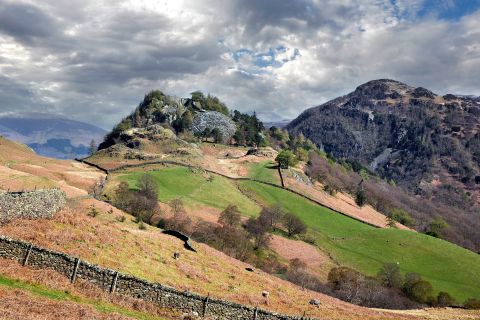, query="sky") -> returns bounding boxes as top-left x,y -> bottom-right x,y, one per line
0,0 -> 479,129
